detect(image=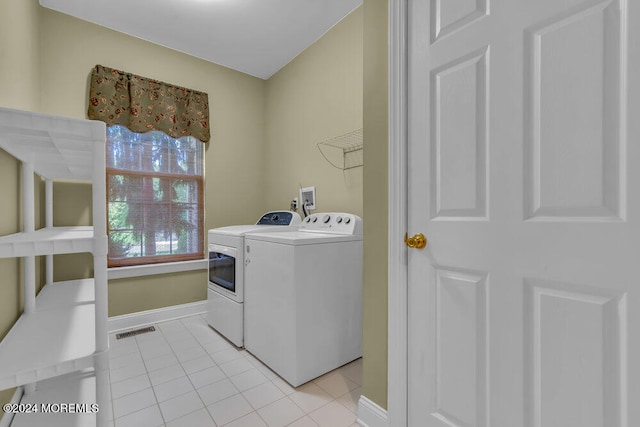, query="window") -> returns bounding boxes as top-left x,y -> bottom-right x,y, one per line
107,125 -> 204,267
